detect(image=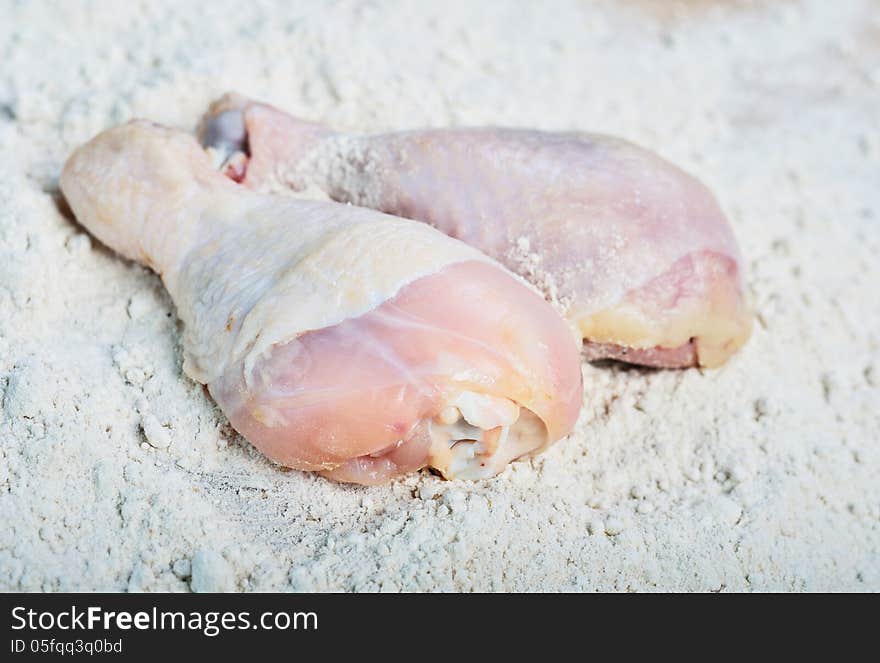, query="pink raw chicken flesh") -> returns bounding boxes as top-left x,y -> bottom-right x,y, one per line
200,94 -> 752,368
60,121 -> 582,484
